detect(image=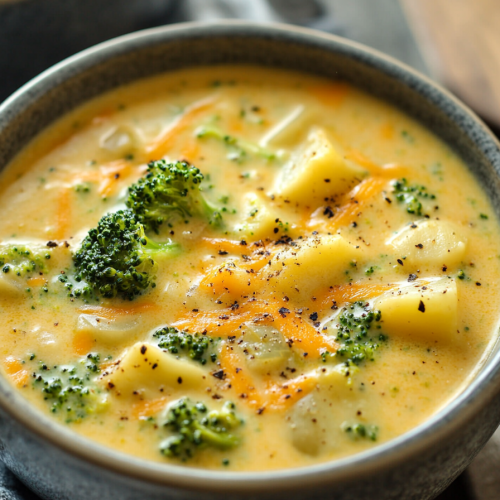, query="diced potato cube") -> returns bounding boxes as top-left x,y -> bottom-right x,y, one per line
262,235 -> 362,298
374,278 -> 458,343
242,324 -> 291,374
288,394 -> 323,455
76,314 -> 140,346
107,343 -> 207,398
387,220 -> 467,270
275,127 -> 365,205
288,366 -> 358,455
